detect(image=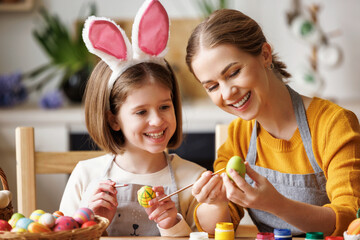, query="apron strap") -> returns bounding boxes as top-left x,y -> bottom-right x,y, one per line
246,121 -> 258,165
246,85 -> 322,173
164,152 -> 181,213
286,85 -> 322,173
